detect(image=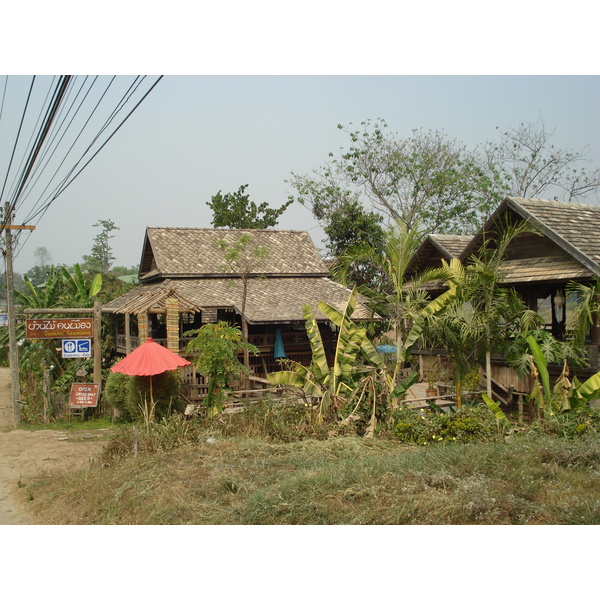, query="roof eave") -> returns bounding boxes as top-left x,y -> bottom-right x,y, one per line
460,197 -> 600,278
